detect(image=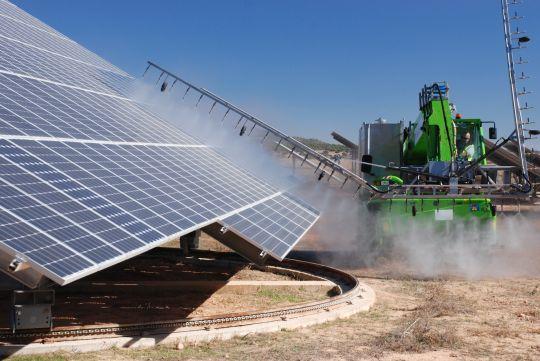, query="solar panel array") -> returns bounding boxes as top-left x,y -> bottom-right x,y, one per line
222,193 -> 318,259
0,1 -> 319,285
